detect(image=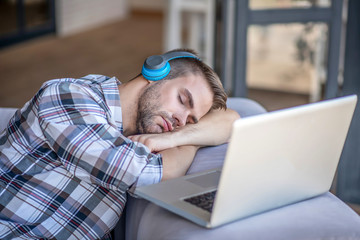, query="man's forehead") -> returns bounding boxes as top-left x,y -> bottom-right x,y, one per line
188,85 -> 213,117
167,74 -> 213,105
